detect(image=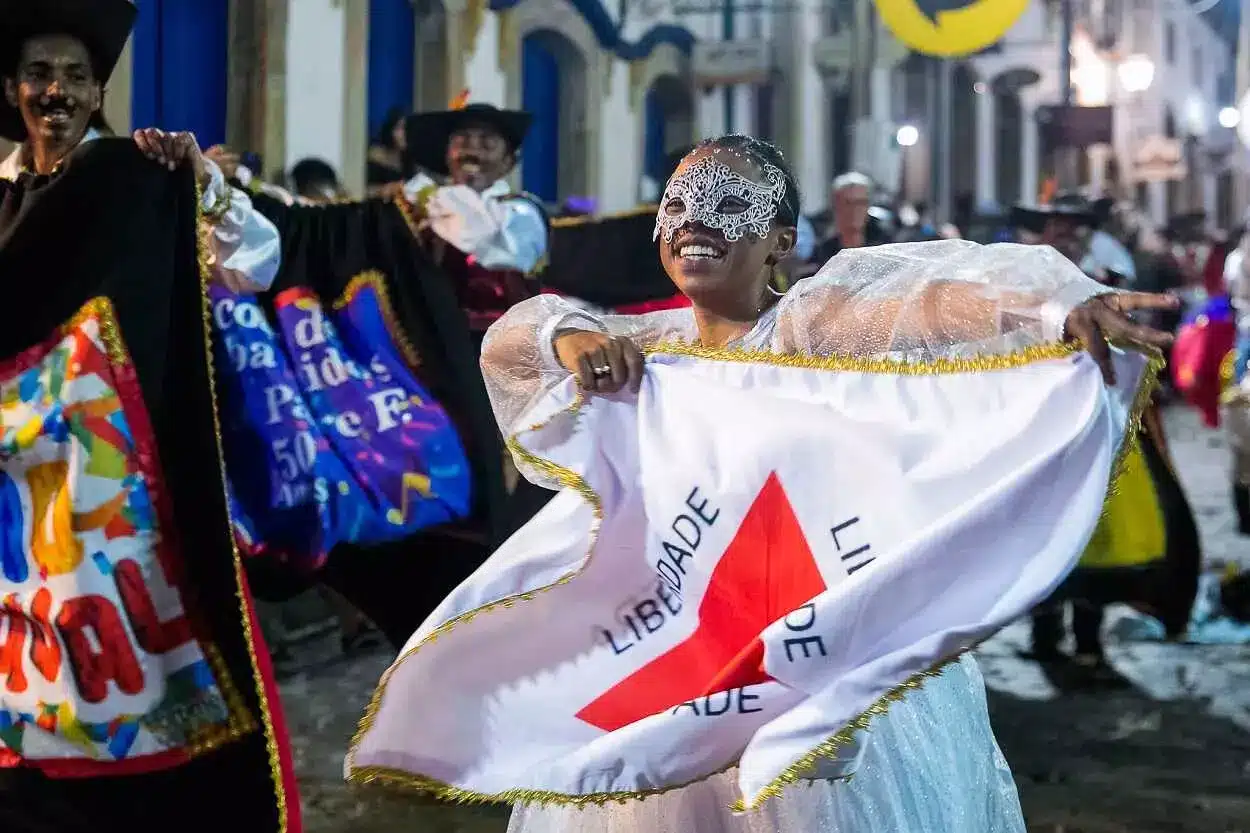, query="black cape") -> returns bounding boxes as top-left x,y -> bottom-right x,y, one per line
543,207 -> 681,307
0,138 -> 284,832
243,192 -> 507,646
